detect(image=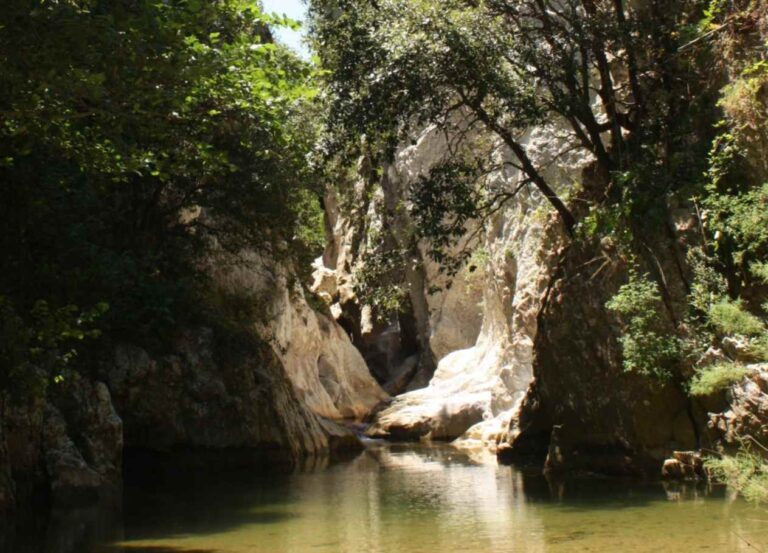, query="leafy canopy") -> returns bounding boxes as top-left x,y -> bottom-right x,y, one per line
0,0 -> 322,394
